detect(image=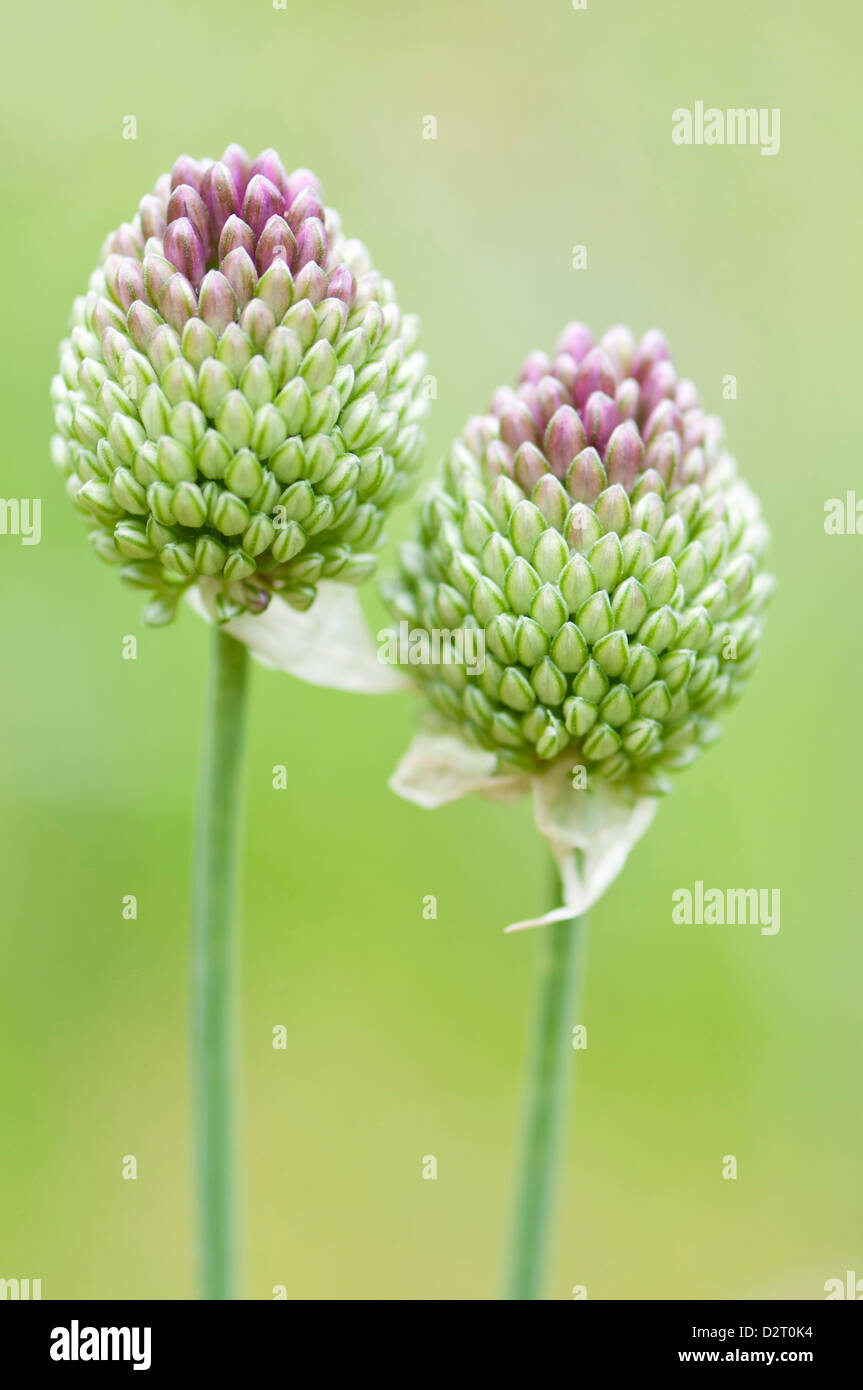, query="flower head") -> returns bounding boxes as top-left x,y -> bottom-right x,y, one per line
387,322 -> 772,798
51,145 -> 428,625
